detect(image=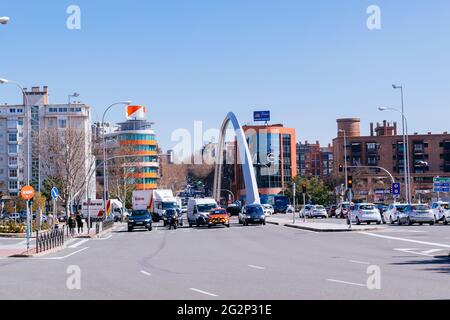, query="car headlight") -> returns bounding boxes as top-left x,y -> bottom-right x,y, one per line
145,219 -> 151,222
